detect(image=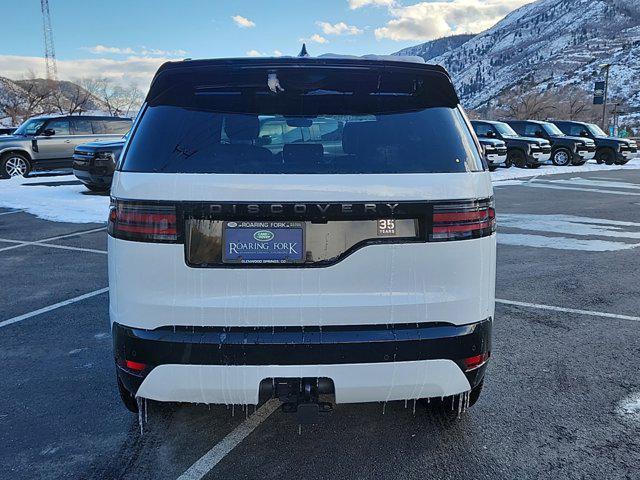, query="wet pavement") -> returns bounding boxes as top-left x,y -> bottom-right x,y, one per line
1,168 -> 639,480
